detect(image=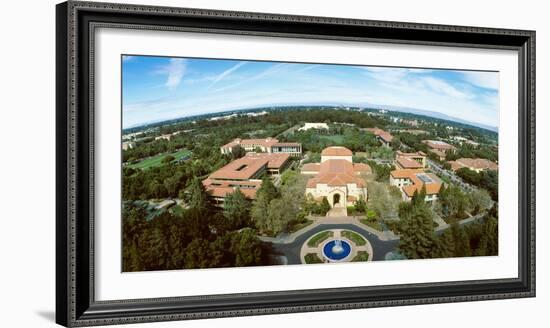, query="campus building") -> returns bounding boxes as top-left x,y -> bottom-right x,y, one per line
202,153 -> 291,205
447,158 -> 498,172
422,140 -> 457,160
302,146 -> 371,208
389,169 -> 442,202
220,137 -> 302,157
298,122 -> 329,131
394,150 -> 427,169
366,127 -> 394,147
